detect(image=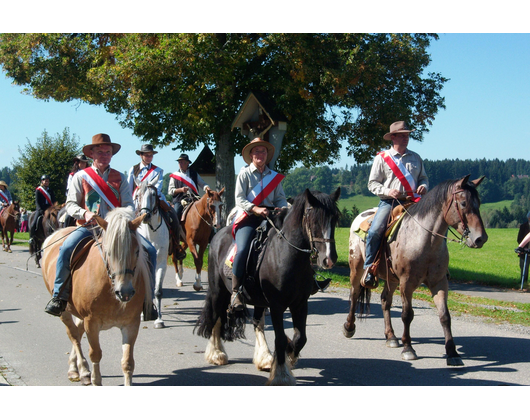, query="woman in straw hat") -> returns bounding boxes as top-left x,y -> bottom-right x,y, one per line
229,138 -> 287,310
